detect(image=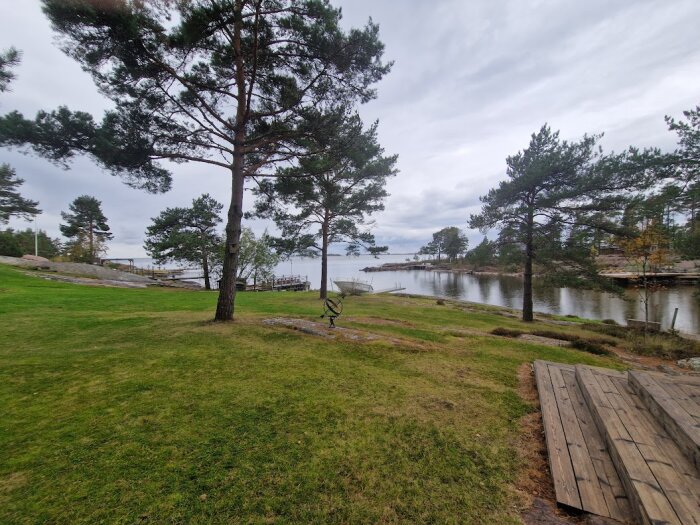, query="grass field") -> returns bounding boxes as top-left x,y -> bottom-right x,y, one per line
0,264 -> 623,524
